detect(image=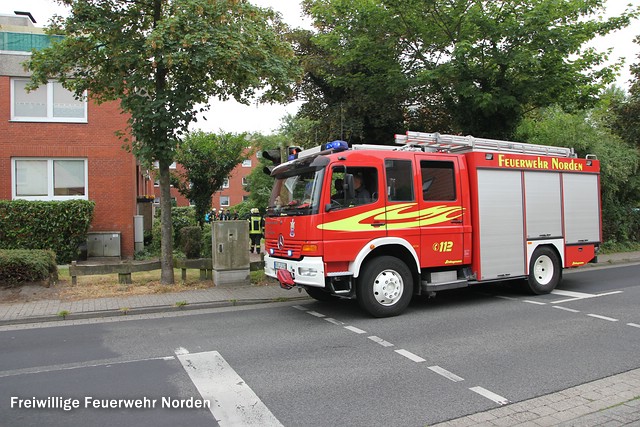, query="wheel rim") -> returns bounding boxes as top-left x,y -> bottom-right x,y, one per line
372,269 -> 404,306
534,255 -> 554,285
